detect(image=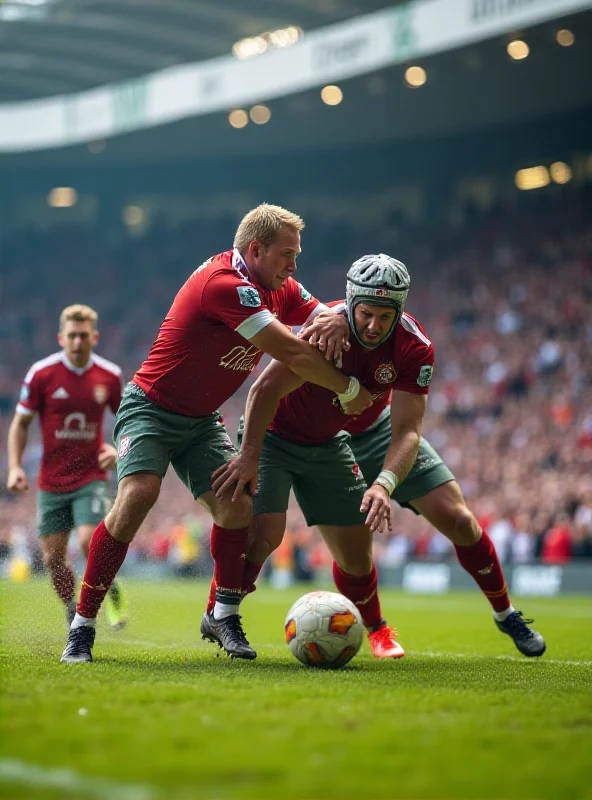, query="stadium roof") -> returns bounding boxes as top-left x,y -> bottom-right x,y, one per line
0,0 -> 393,103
